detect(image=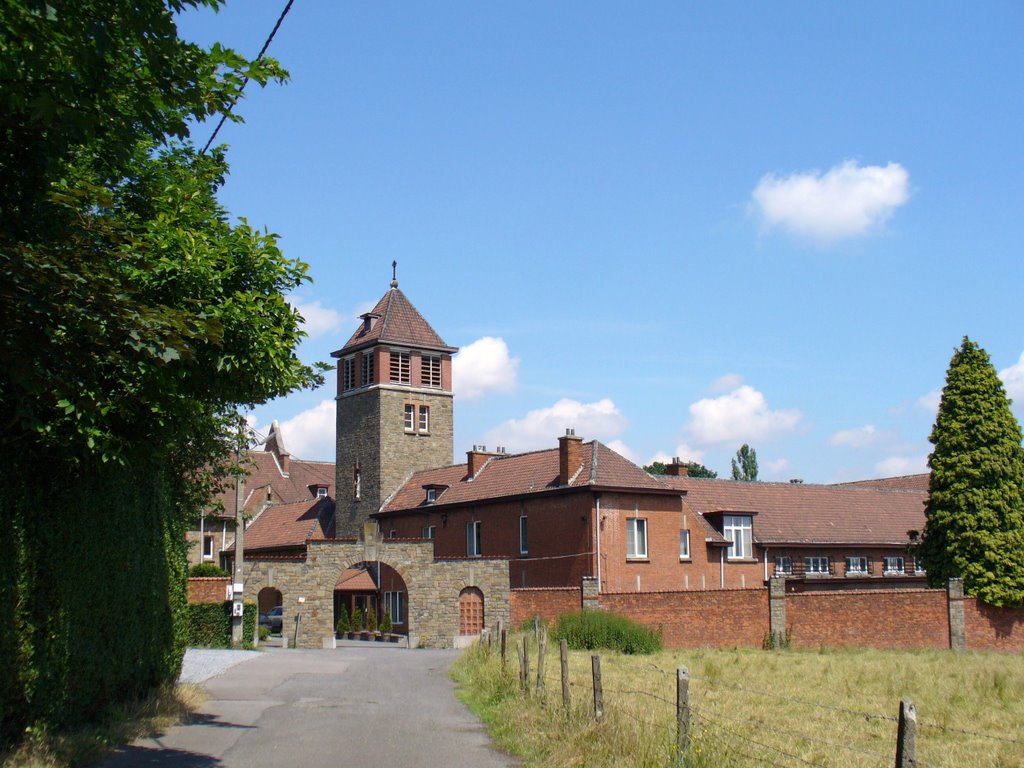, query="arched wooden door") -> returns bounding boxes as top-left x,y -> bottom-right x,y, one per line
458,587 -> 484,635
